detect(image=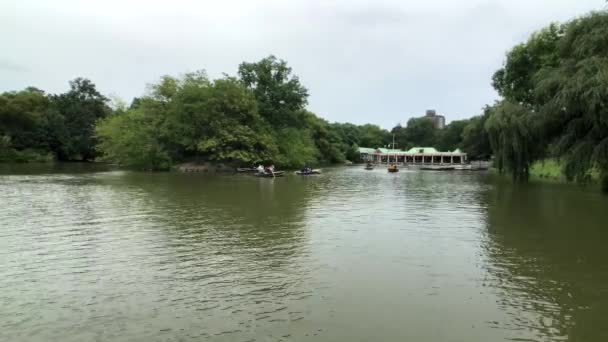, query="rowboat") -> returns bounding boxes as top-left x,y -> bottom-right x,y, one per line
388,166 -> 399,173
236,167 -> 258,173
255,171 -> 285,177
364,166 -> 374,170
295,169 -> 322,175
454,164 -> 488,171
420,166 -> 455,171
